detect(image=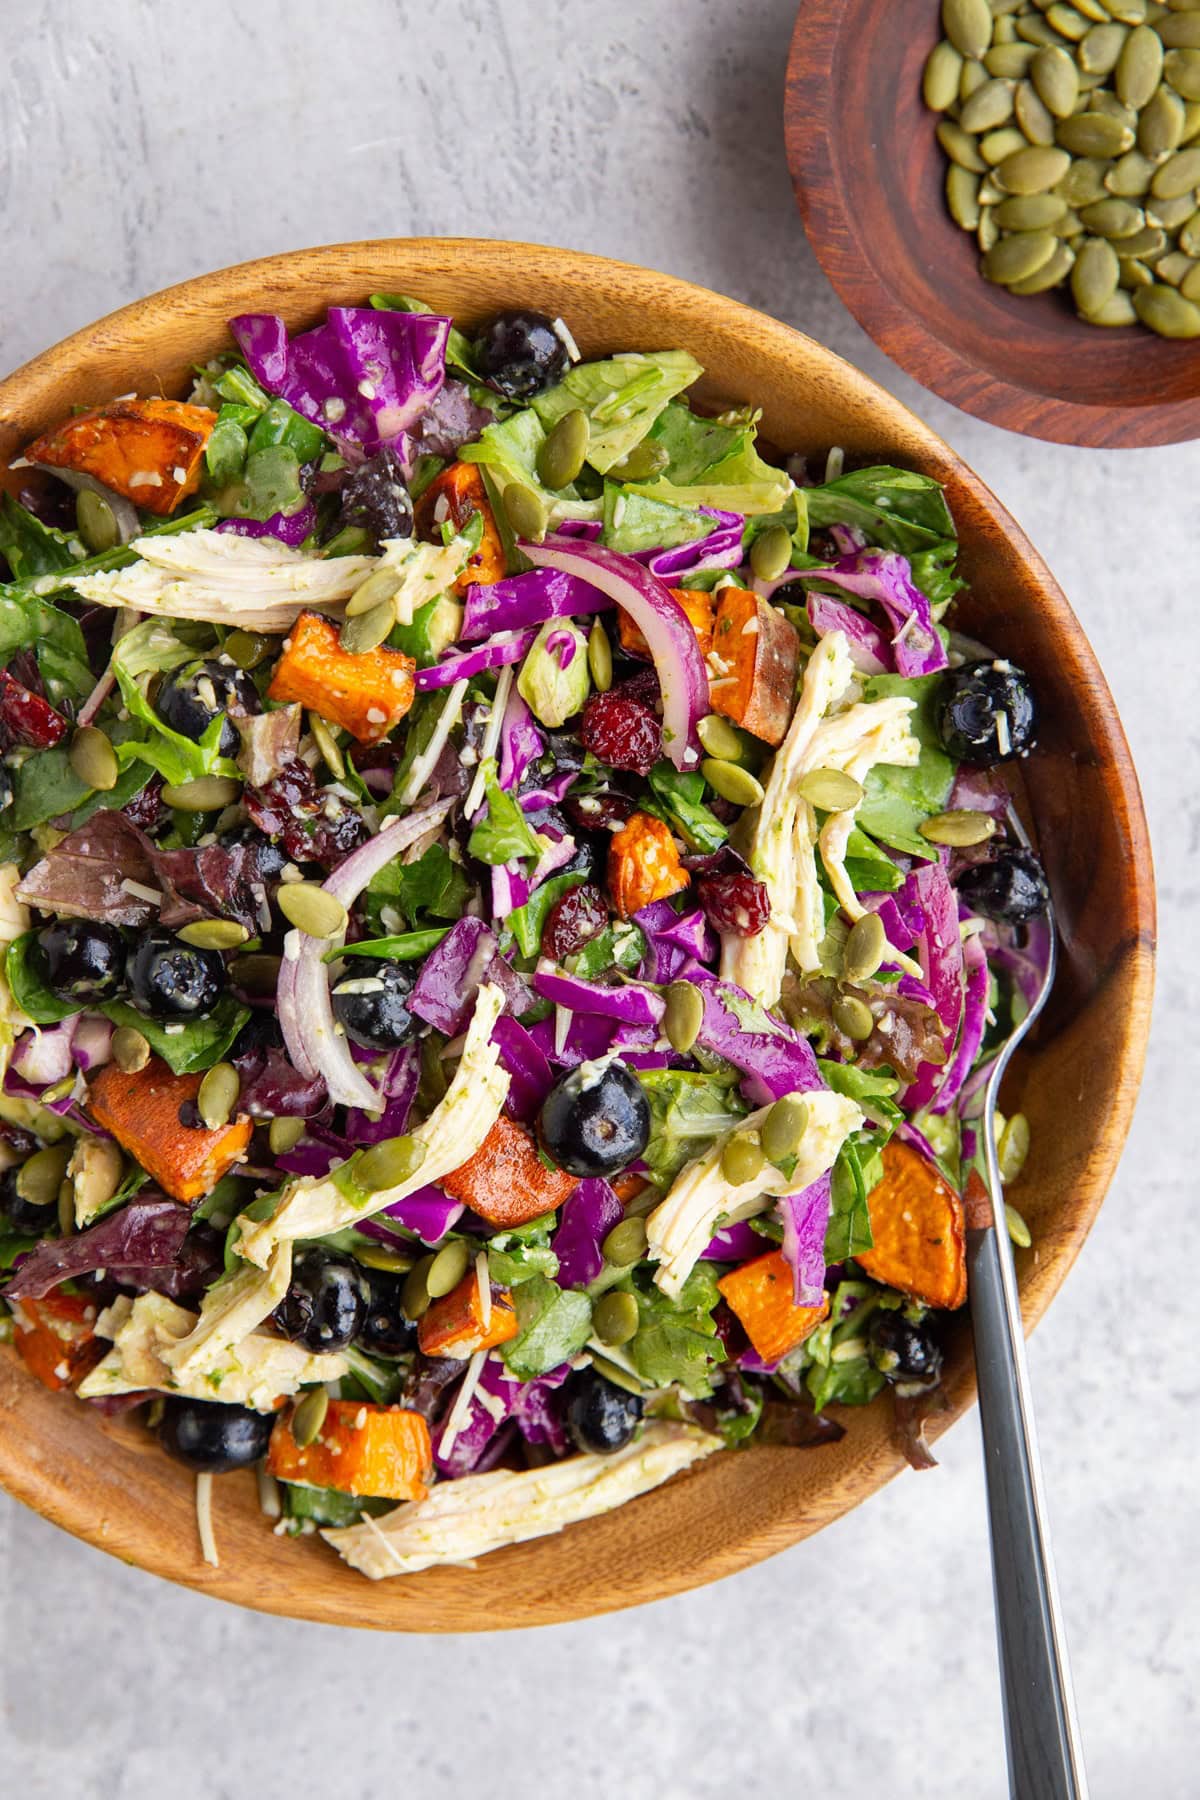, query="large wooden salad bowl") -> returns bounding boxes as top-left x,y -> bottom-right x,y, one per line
0,242 -> 1155,1630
